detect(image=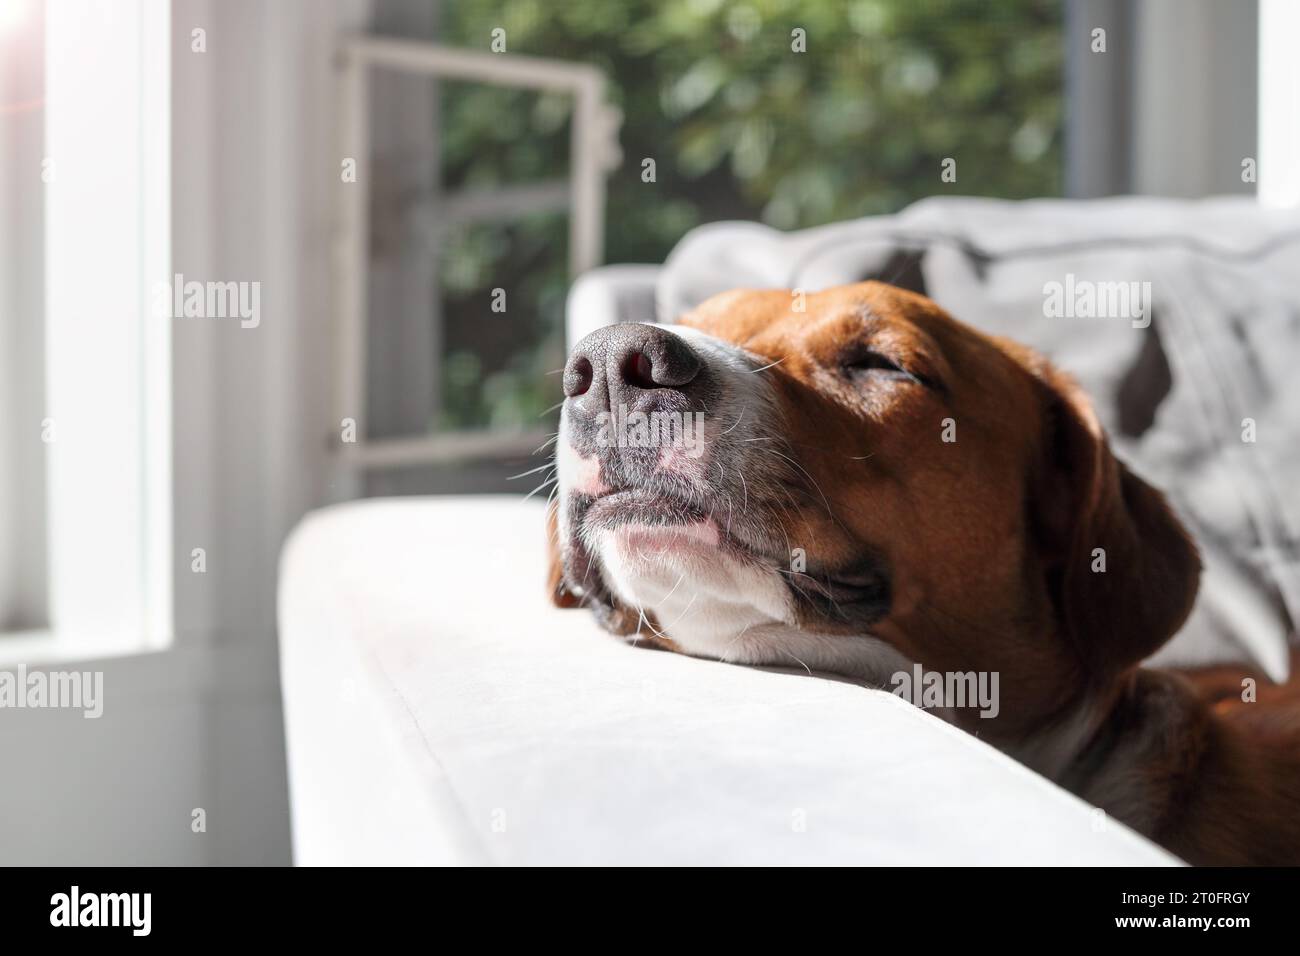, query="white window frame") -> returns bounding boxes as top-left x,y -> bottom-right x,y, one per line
334,37 -> 621,470
0,0 -> 171,664
1258,0 -> 1300,209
